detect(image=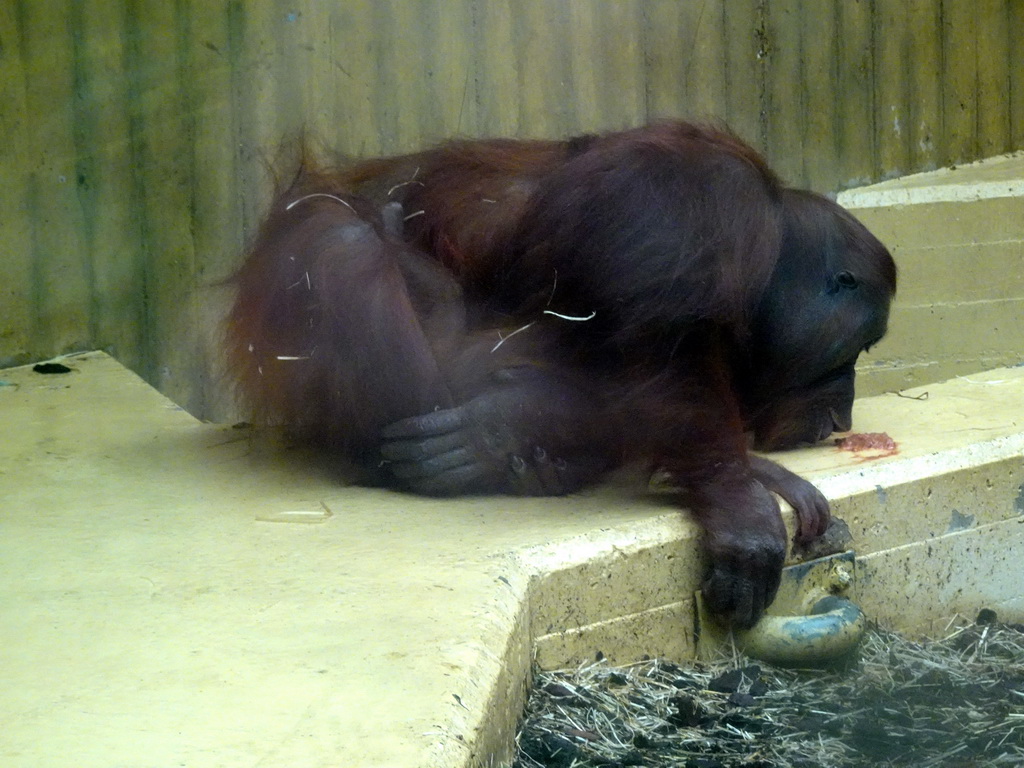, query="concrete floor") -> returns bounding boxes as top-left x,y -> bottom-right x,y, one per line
3,352 -> 1023,767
